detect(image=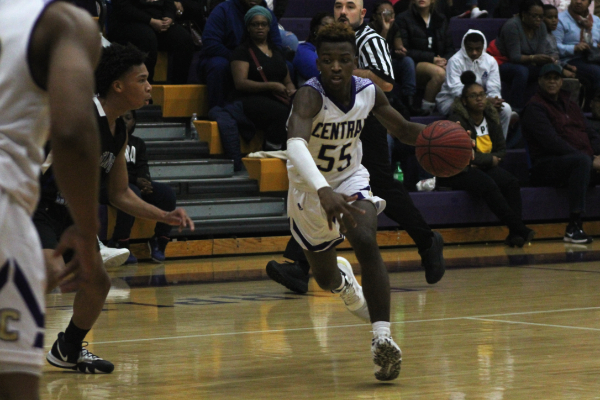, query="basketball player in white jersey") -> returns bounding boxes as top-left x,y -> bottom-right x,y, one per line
286,23 -> 427,381
0,1 -> 103,399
